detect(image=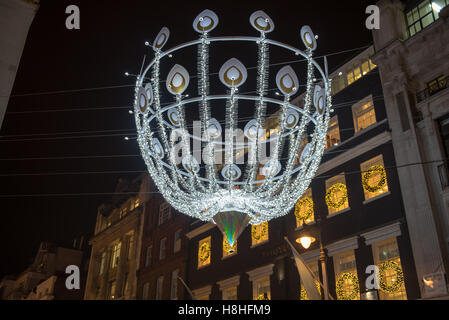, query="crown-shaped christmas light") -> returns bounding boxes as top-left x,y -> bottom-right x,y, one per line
133,9 -> 332,250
